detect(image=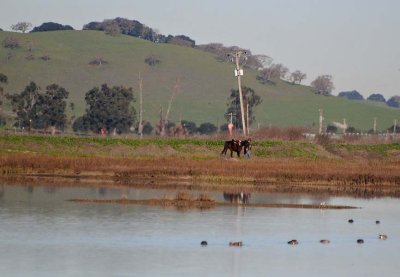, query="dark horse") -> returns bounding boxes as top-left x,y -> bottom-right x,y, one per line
221,139 -> 252,157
